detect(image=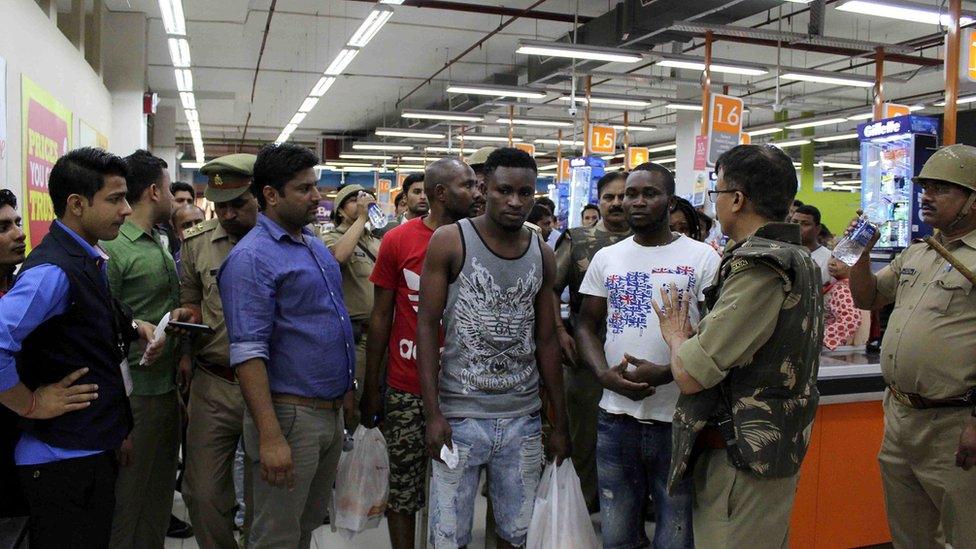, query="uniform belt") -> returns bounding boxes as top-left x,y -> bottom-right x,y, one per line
888,386 -> 976,409
695,426 -> 727,451
271,393 -> 343,410
198,359 -> 236,383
